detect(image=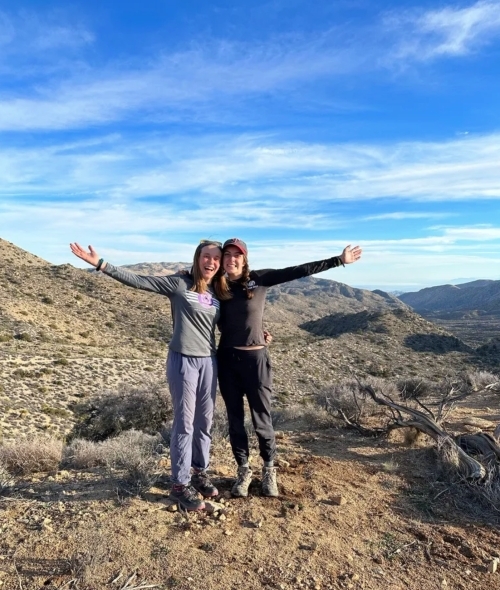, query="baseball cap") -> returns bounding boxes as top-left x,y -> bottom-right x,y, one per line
223,238 -> 248,256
